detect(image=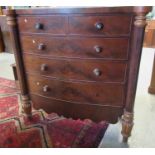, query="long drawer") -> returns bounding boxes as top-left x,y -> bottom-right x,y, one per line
31,94 -> 123,123
23,54 -> 127,83
27,74 -> 125,106
21,36 -> 129,60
